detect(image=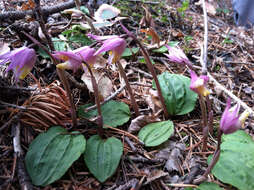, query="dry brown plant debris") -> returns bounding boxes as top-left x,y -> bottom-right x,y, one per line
20,81 -> 72,129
